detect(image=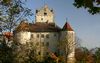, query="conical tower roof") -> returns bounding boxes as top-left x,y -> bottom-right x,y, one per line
63,21 -> 73,31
